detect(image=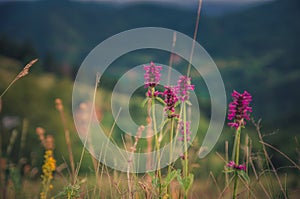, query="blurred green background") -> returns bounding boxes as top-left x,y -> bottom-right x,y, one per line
0,0 -> 299,175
